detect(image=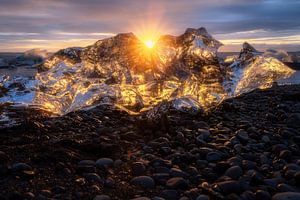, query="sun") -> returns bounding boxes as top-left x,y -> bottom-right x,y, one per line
144,40 -> 155,49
